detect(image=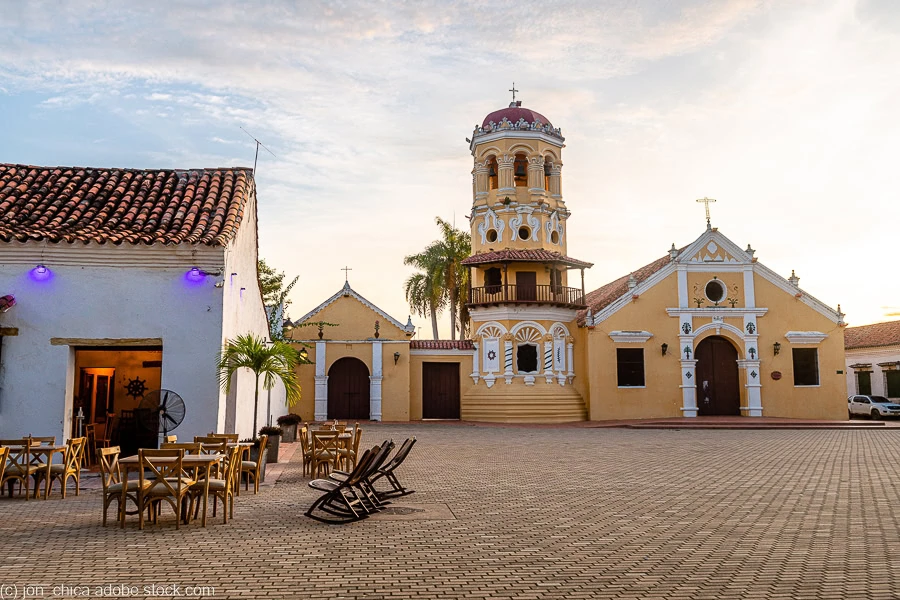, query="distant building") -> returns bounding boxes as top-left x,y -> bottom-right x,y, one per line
288,98 -> 849,422
845,321 -> 900,399
0,164 -> 282,446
